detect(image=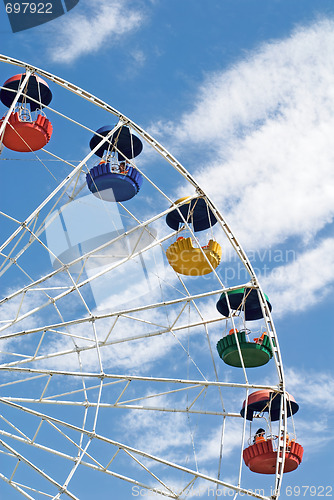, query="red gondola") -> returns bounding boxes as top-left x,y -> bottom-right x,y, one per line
0,112 -> 53,152
240,390 -> 299,421
243,439 -> 304,474
0,74 -> 52,110
0,73 -> 53,153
